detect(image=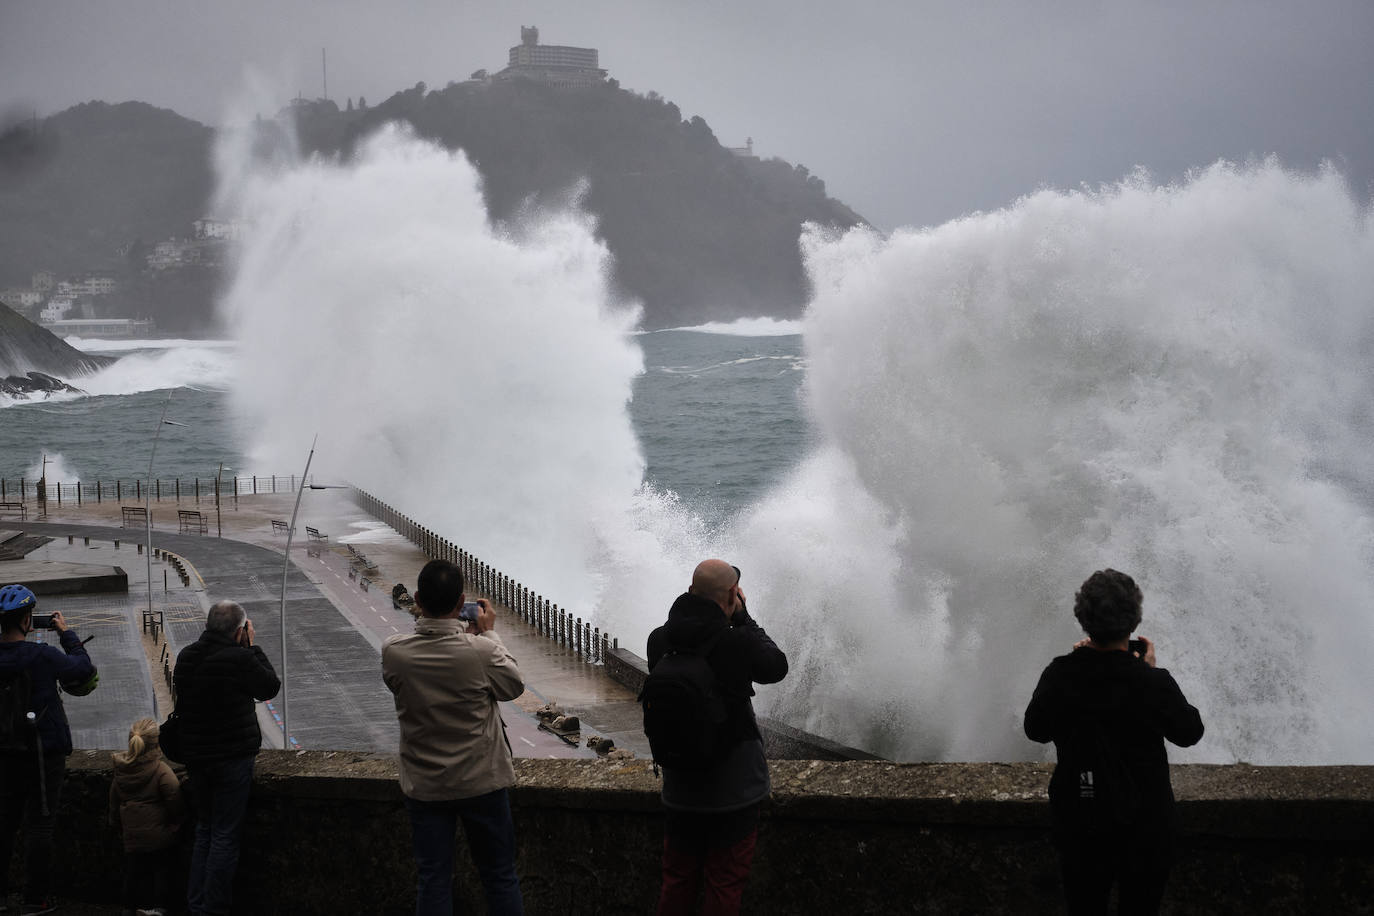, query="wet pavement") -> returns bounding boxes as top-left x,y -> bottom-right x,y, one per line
5,490 -> 651,761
